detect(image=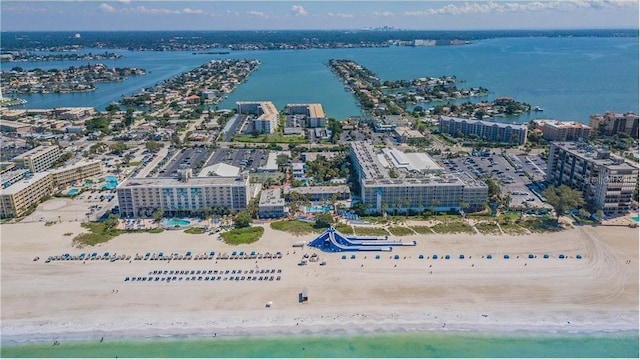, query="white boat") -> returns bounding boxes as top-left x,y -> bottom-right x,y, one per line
534,106 -> 544,112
